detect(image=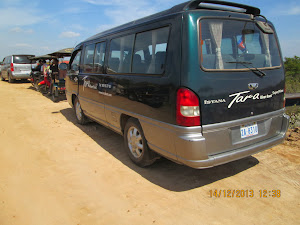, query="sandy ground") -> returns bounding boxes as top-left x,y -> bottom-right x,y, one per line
0,80 -> 299,225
